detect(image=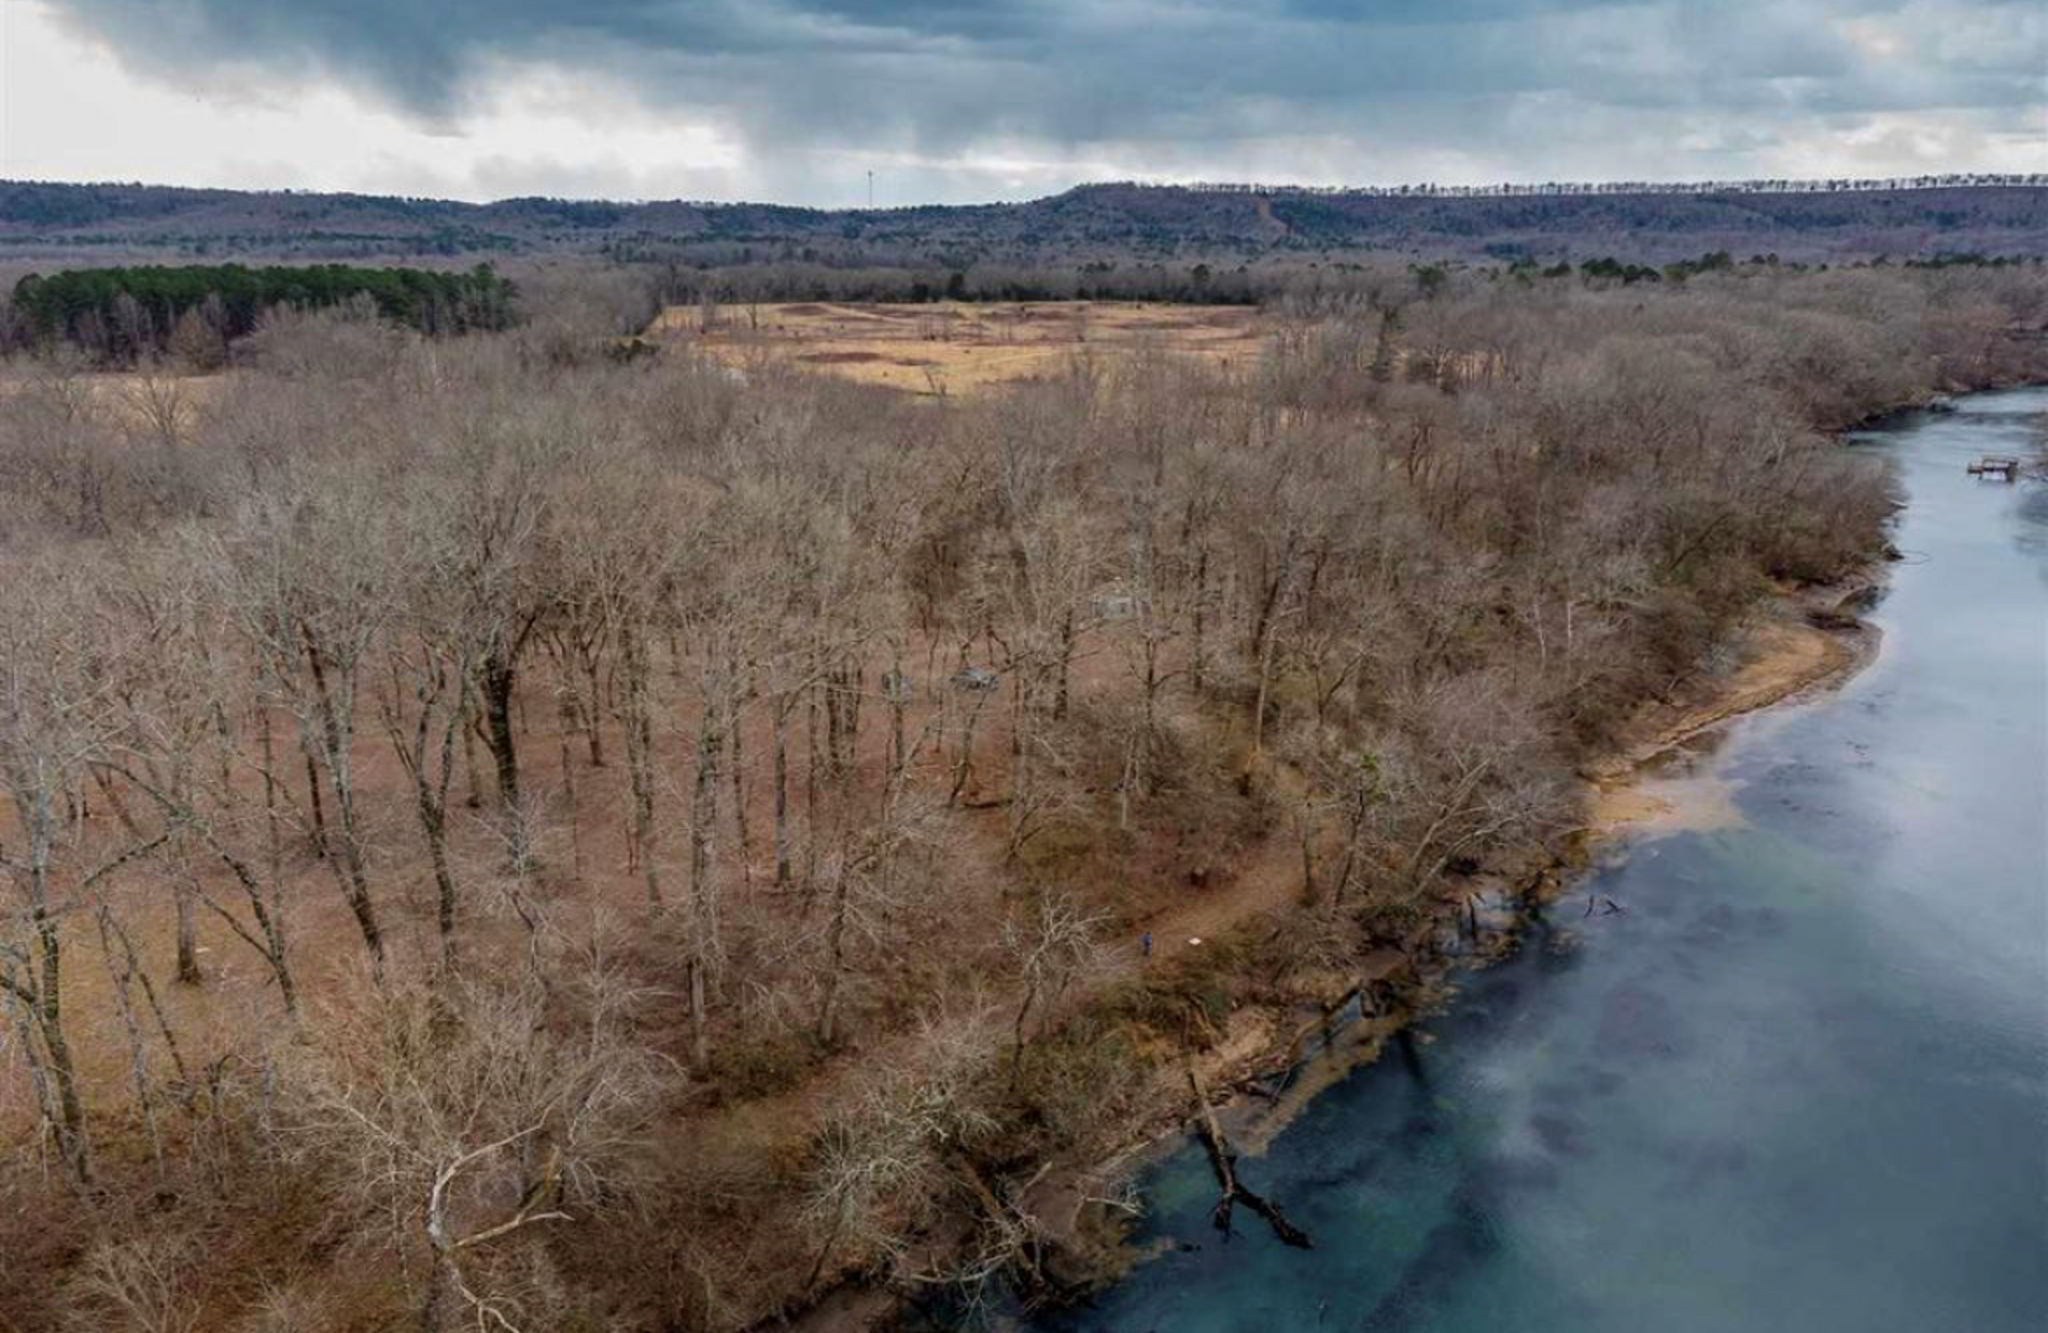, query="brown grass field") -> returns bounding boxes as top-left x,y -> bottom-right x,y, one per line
647,300 -> 1270,394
